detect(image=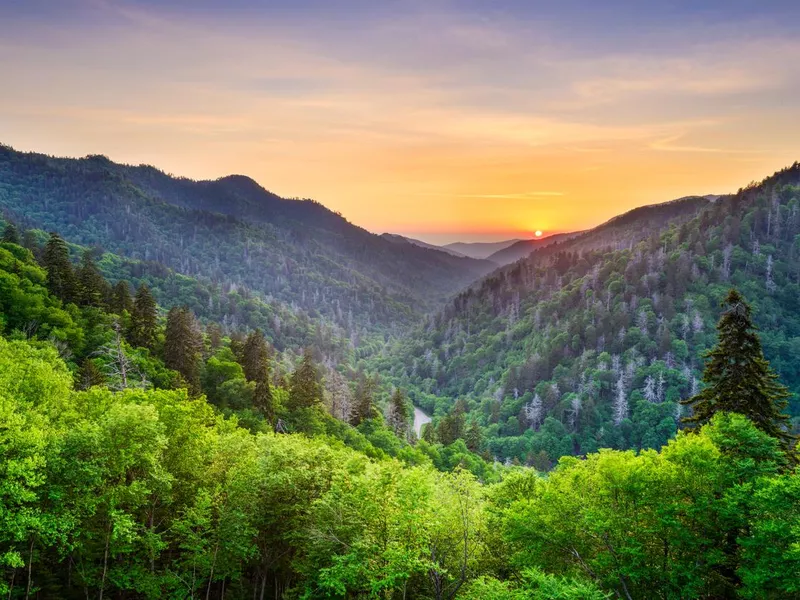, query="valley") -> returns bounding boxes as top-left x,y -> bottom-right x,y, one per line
0,147 -> 798,599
